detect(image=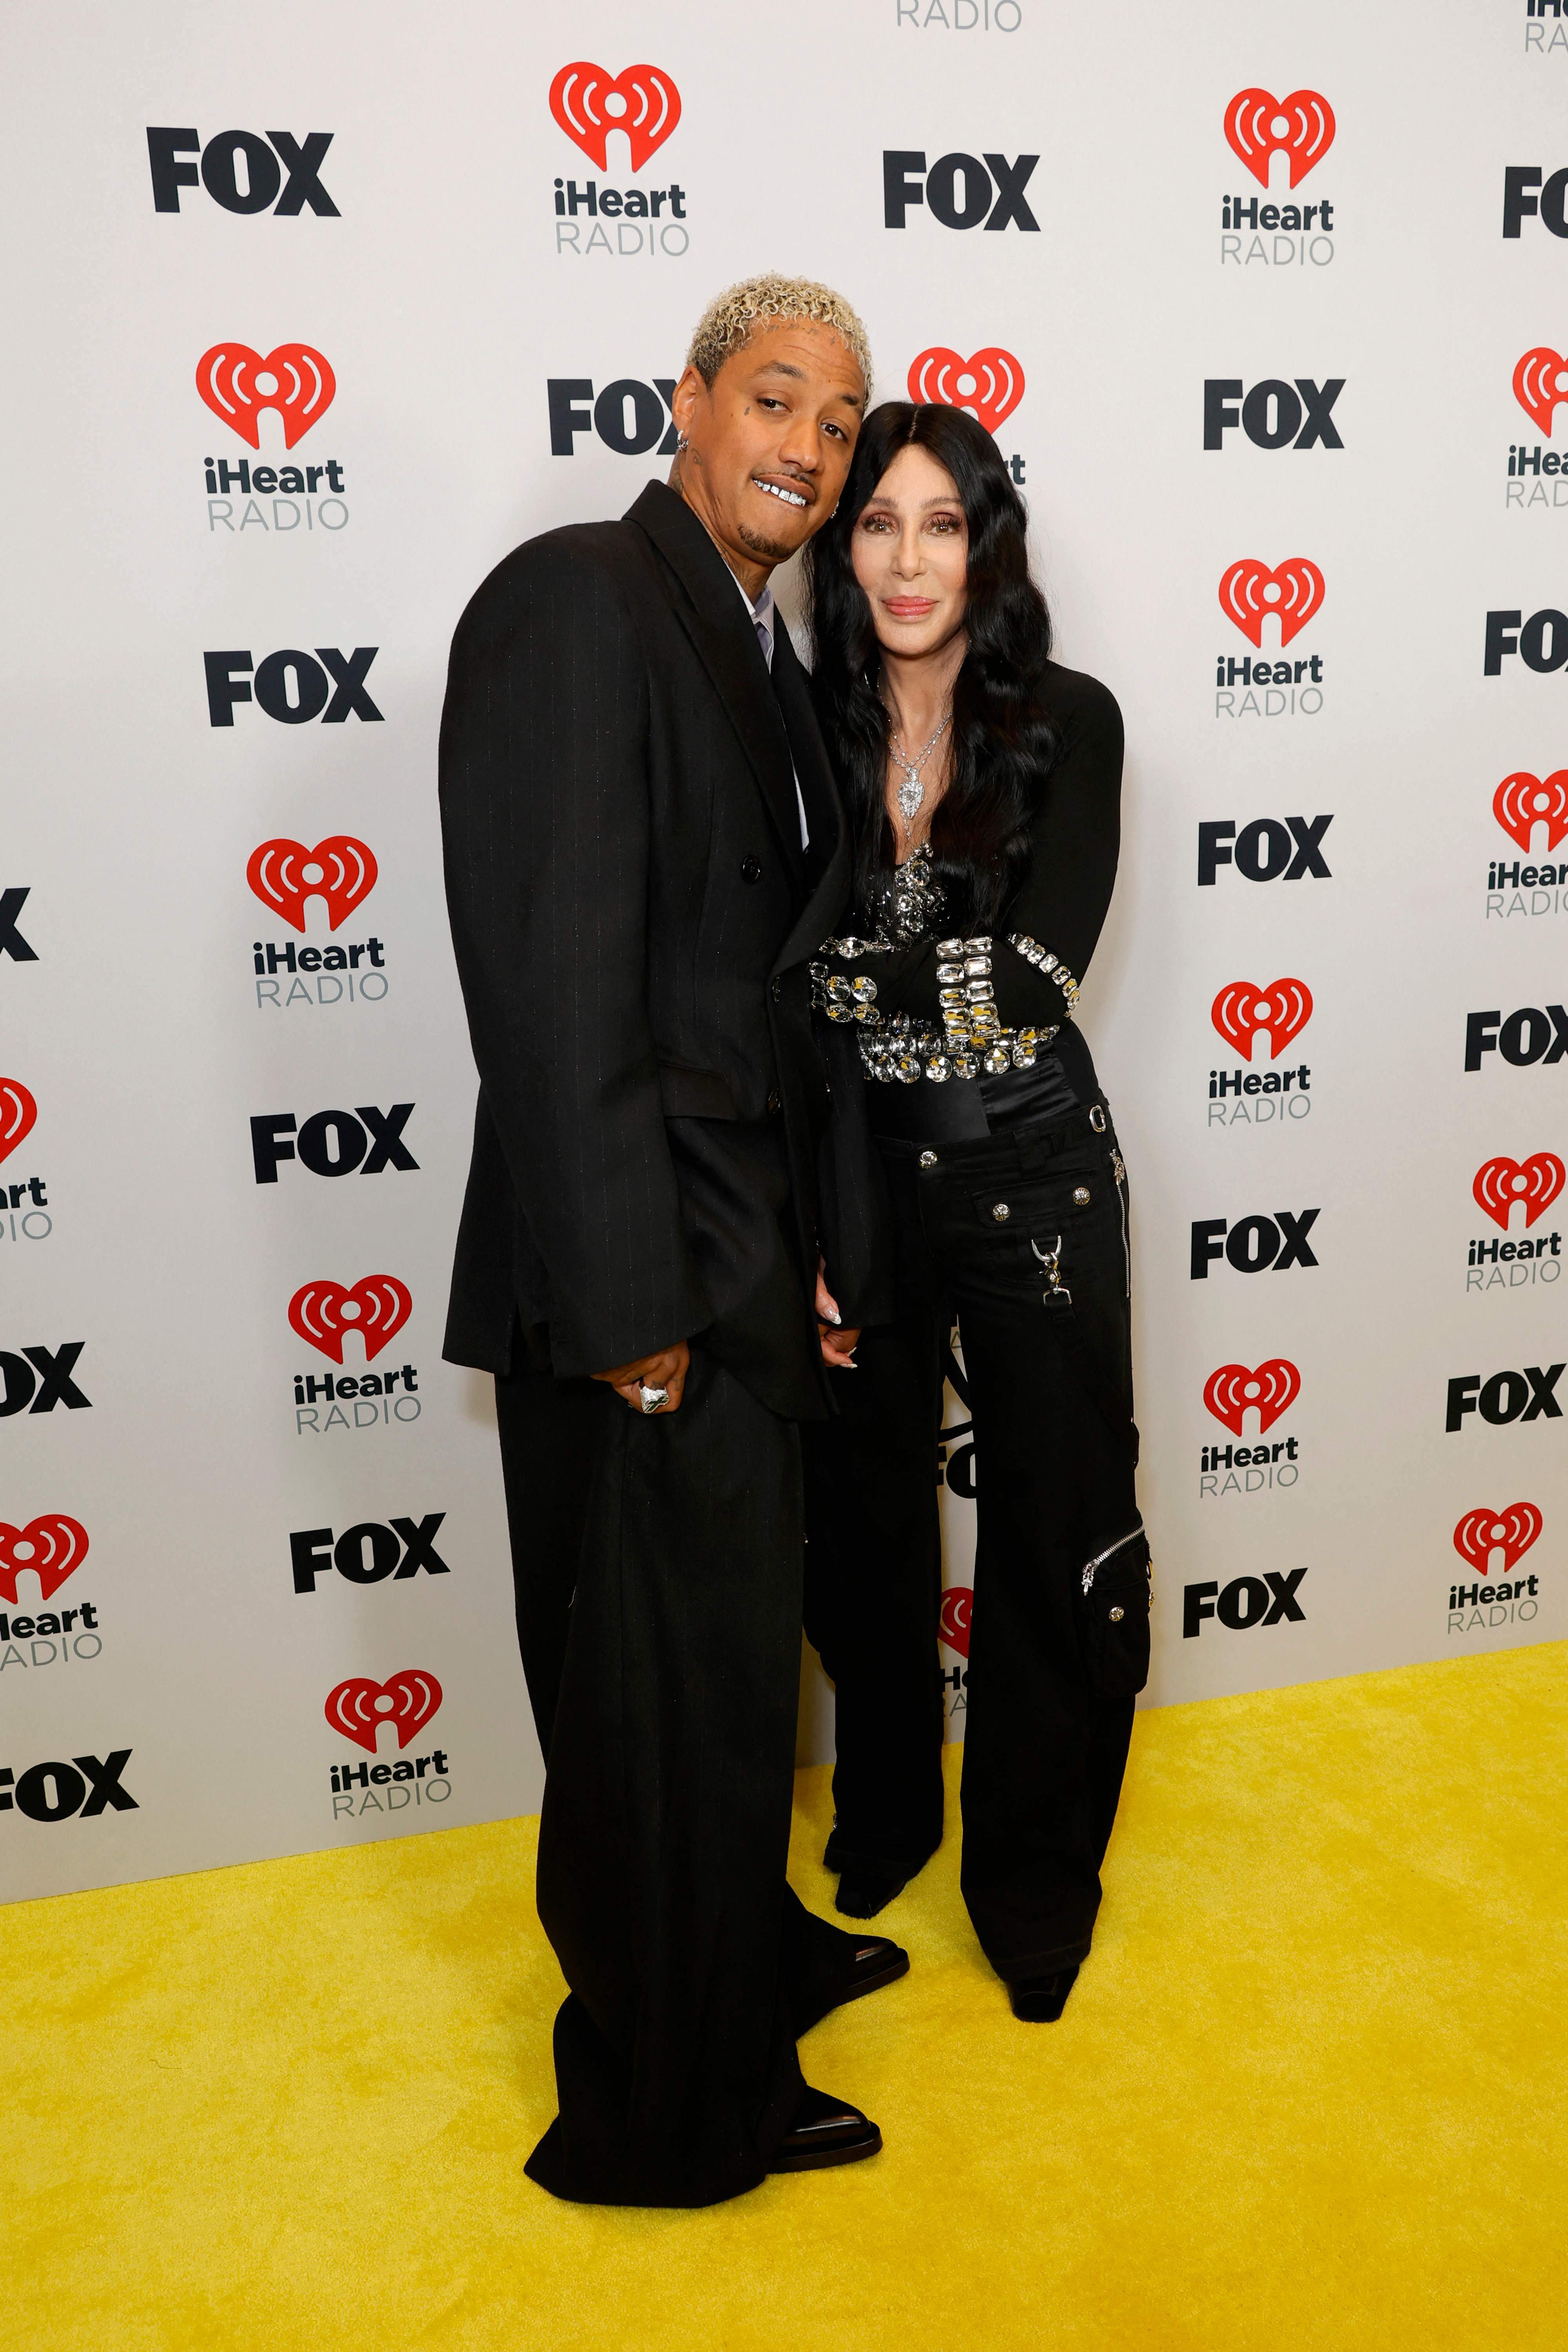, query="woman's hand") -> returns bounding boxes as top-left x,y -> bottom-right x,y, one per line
816,1263 -> 860,1372
593,1341 -> 690,1414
